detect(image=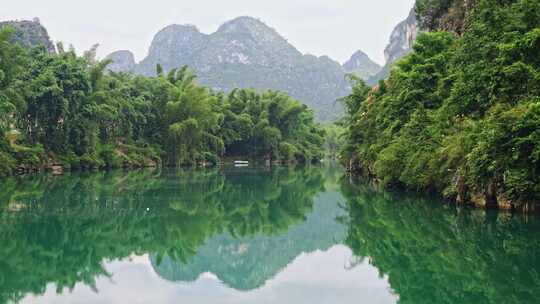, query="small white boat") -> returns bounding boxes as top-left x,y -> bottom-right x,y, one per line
234,160 -> 249,167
